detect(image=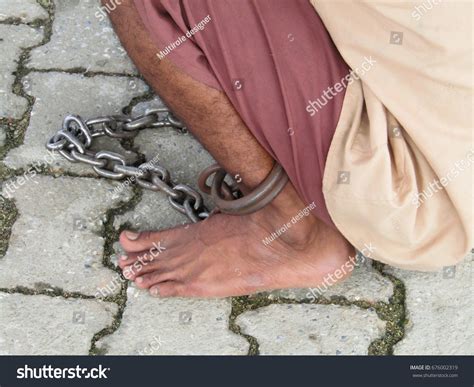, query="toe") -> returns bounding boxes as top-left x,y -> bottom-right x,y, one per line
119,230 -> 170,253
118,249 -> 167,269
134,267 -> 178,289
